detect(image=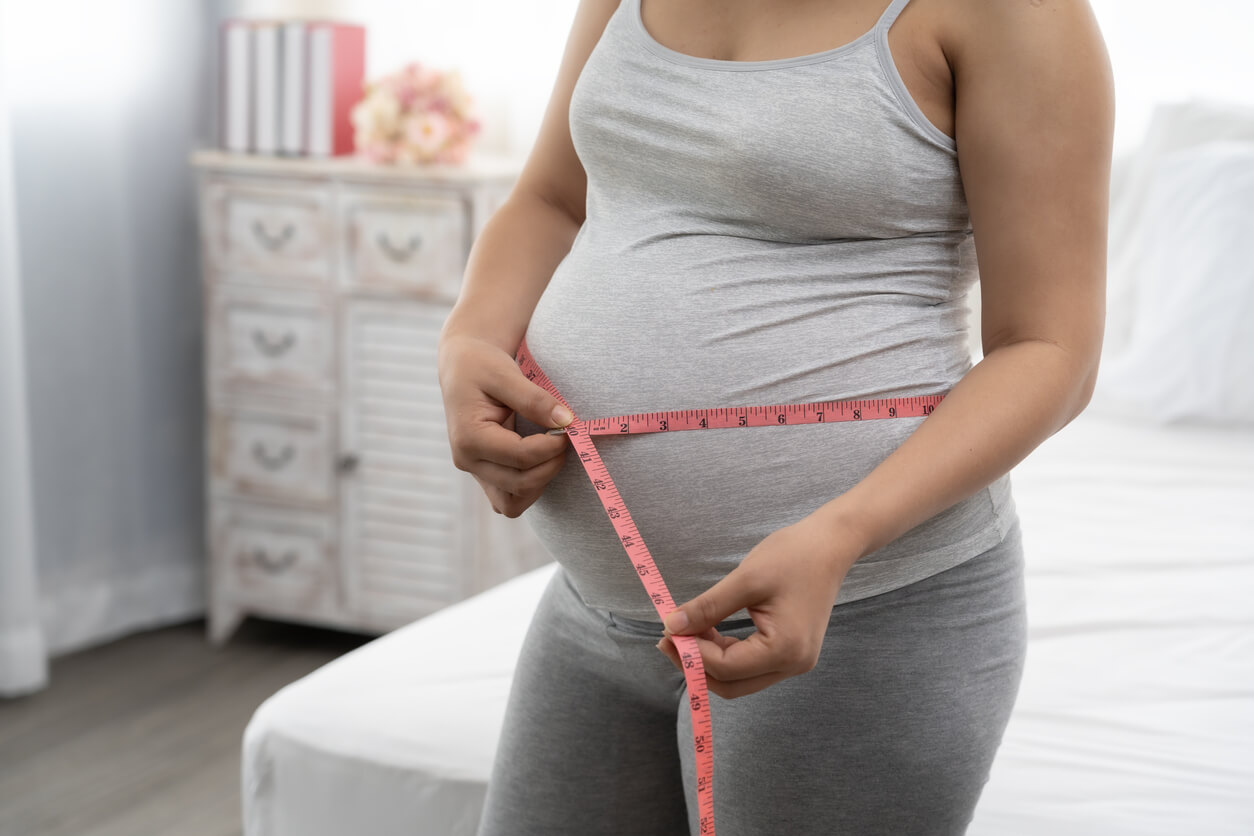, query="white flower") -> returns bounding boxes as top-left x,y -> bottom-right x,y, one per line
351,89 -> 401,141
404,111 -> 452,160
441,69 -> 474,117
354,63 -> 481,164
